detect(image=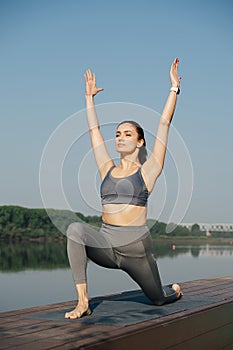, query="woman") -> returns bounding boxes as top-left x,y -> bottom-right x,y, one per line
65,58 -> 182,319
